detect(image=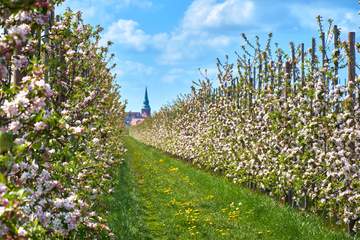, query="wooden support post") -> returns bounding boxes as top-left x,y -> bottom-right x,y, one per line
264,52 -> 268,89
253,65 -> 256,90
290,42 -> 296,91
37,29 -> 41,59
348,216 -> 360,236
247,59 -> 251,109
320,32 -> 328,115
236,78 -> 241,109
333,25 -> 339,88
348,32 -> 356,85
270,60 -> 274,91
285,61 -> 291,100
320,32 -> 327,91
258,53 -> 262,91
44,23 -> 50,82
301,43 -> 305,87
11,66 -> 21,86
287,189 -> 294,207
311,38 -> 316,73
277,51 -> 283,92
348,32 -> 356,109
346,32 -> 357,235
3,27 -> 10,85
